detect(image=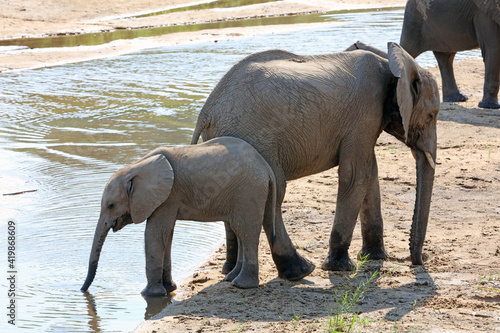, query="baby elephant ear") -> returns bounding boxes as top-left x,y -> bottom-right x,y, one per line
387,42 -> 421,142
128,154 -> 174,224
